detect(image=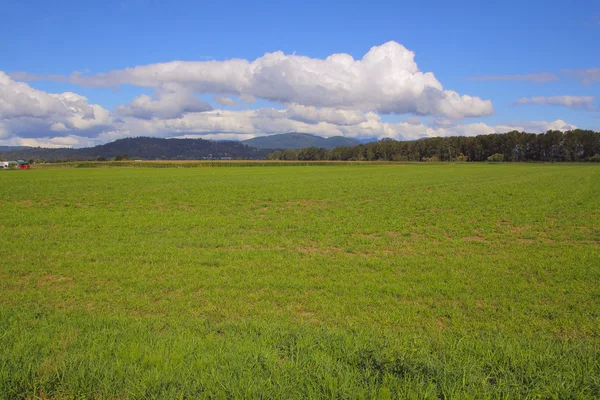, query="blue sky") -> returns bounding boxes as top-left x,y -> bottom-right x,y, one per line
0,0 -> 598,147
